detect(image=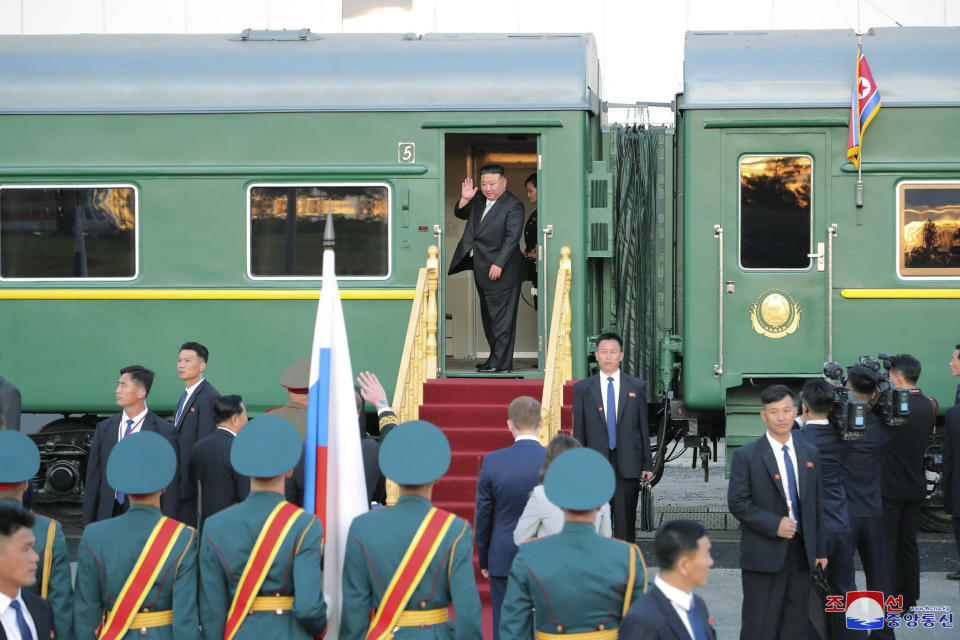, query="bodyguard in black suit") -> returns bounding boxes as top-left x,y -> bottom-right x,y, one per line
881,355 -> 935,608
0,504 -> 57,640
950,344 -> 960,405
572,332 -> 653,544
728,385 -> 826,640
171,341 -> 220,526
82,366 -> 178,525
475,396 -> 546,640
793,379 -> 861,640
943,405 -> 960,579
448,164 -> 525,372
188,394 -> 250,529
620,519 -> 716,640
